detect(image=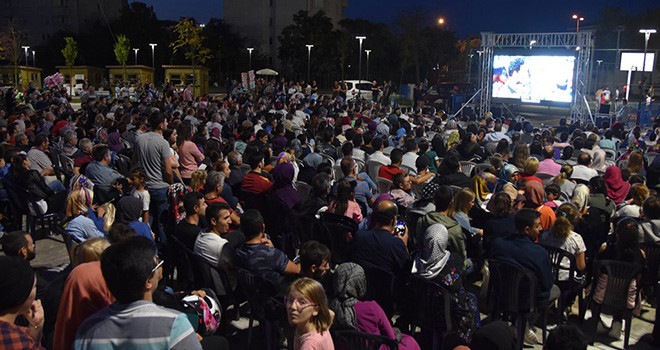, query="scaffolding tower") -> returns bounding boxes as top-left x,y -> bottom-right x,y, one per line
479,32 -> 595,123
